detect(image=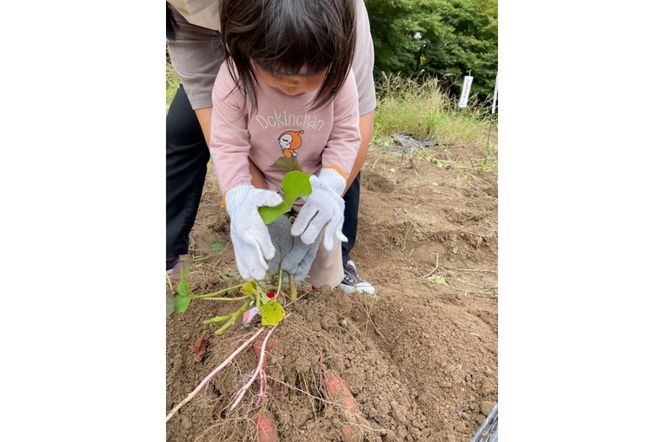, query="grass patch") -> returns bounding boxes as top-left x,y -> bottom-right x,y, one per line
374,73 -> 495,150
